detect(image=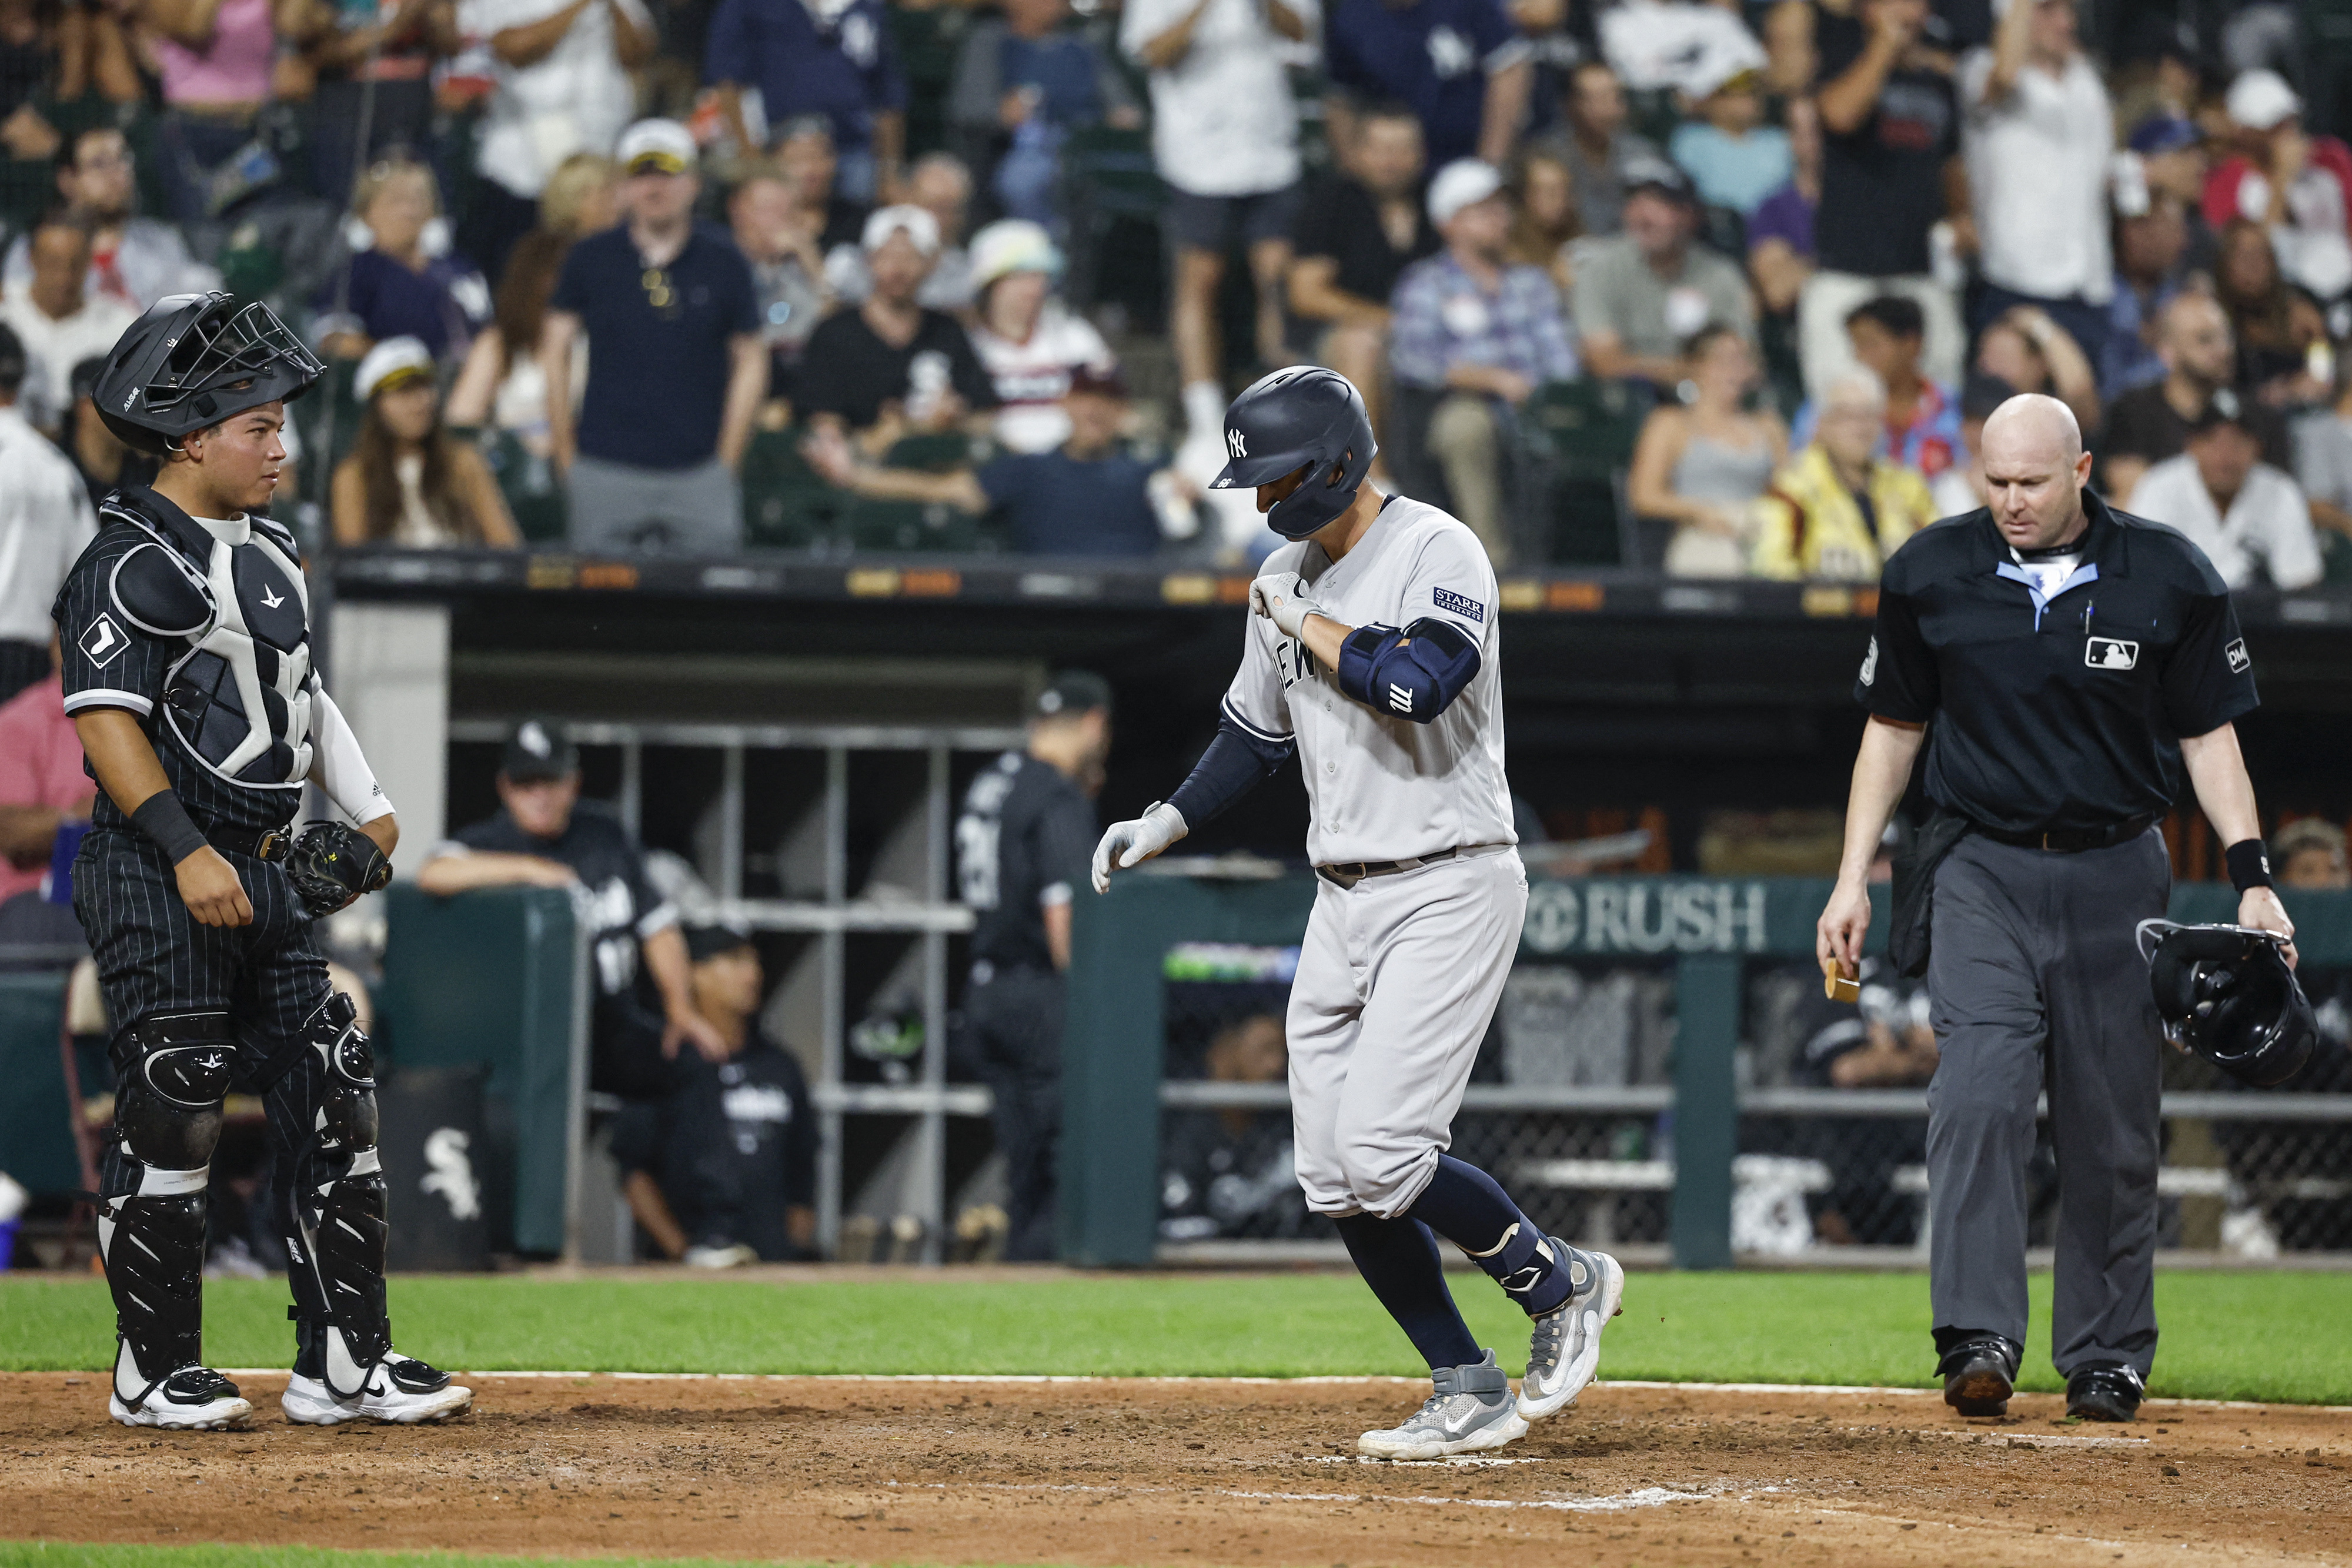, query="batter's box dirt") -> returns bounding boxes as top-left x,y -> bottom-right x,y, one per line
2,1372 -> 2346,1566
